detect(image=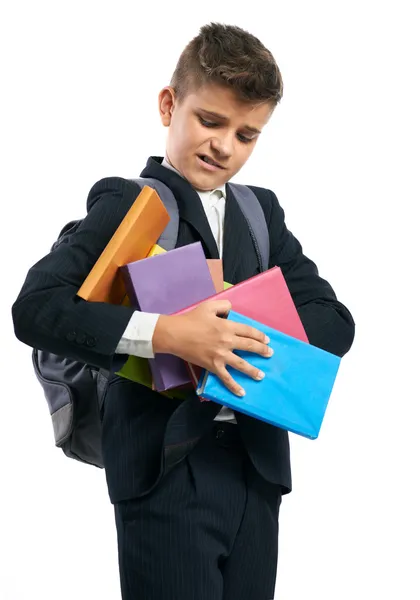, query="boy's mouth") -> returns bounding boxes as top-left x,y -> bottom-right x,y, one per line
197,155 -> 225,170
